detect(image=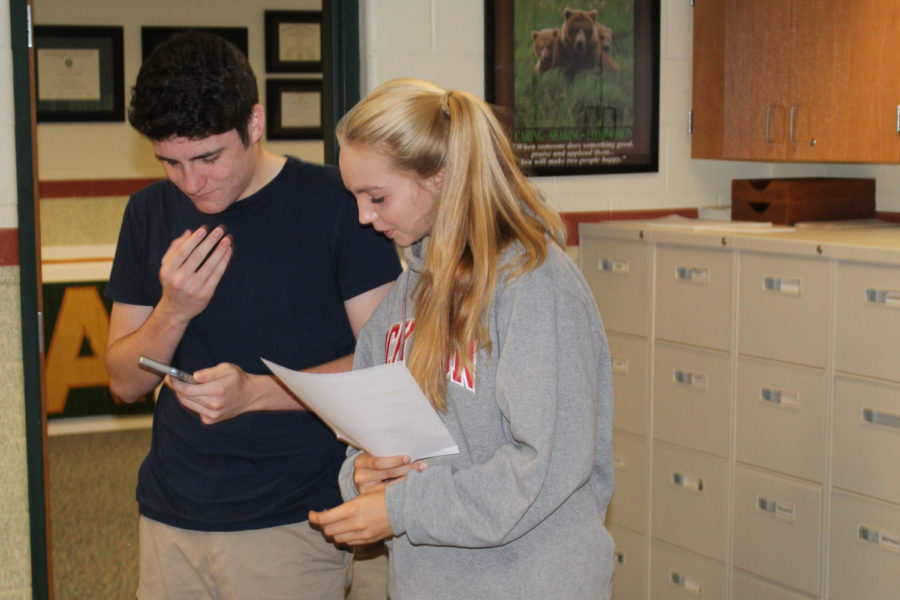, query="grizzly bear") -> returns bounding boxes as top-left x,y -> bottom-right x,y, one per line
532,28 -> 560,74
557,8 -> 602,77
596,23 -> 620,72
